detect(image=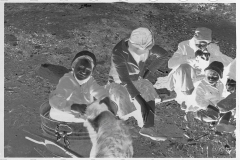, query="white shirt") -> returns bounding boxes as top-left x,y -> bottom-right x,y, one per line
189,78 -> 224,111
